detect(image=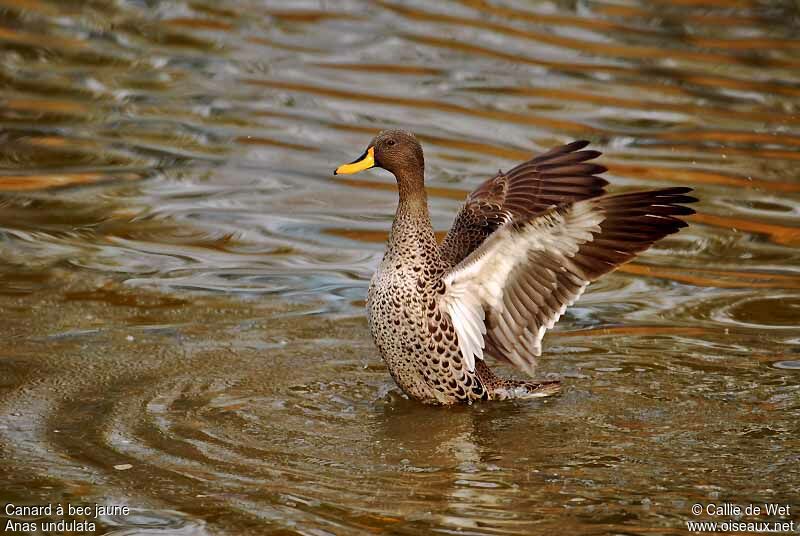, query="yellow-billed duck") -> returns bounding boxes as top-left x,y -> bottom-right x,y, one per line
334,130 -> 696,405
